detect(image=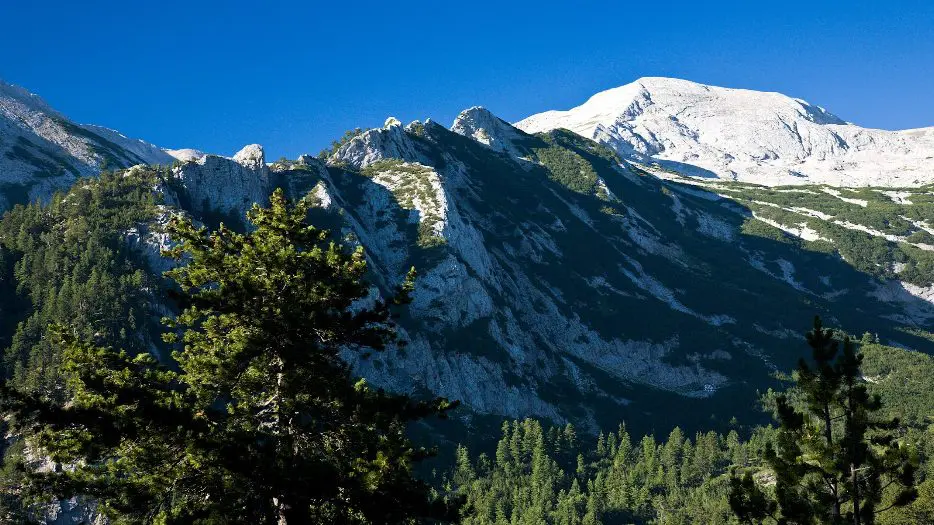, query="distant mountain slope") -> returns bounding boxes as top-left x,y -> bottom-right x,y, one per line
0,80 -> 174,209
516,77 -> 934,187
